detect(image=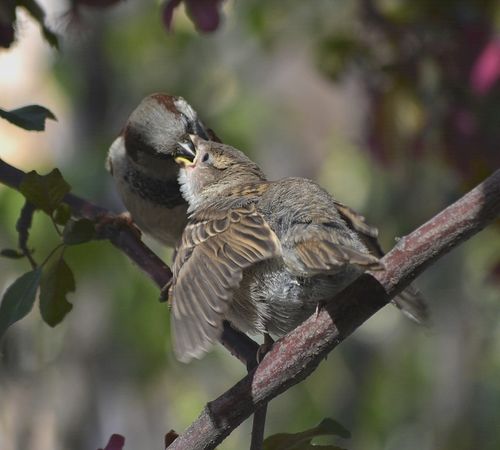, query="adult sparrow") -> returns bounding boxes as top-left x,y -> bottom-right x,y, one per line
106,93 -> 218,247
168,136 -> 427,362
